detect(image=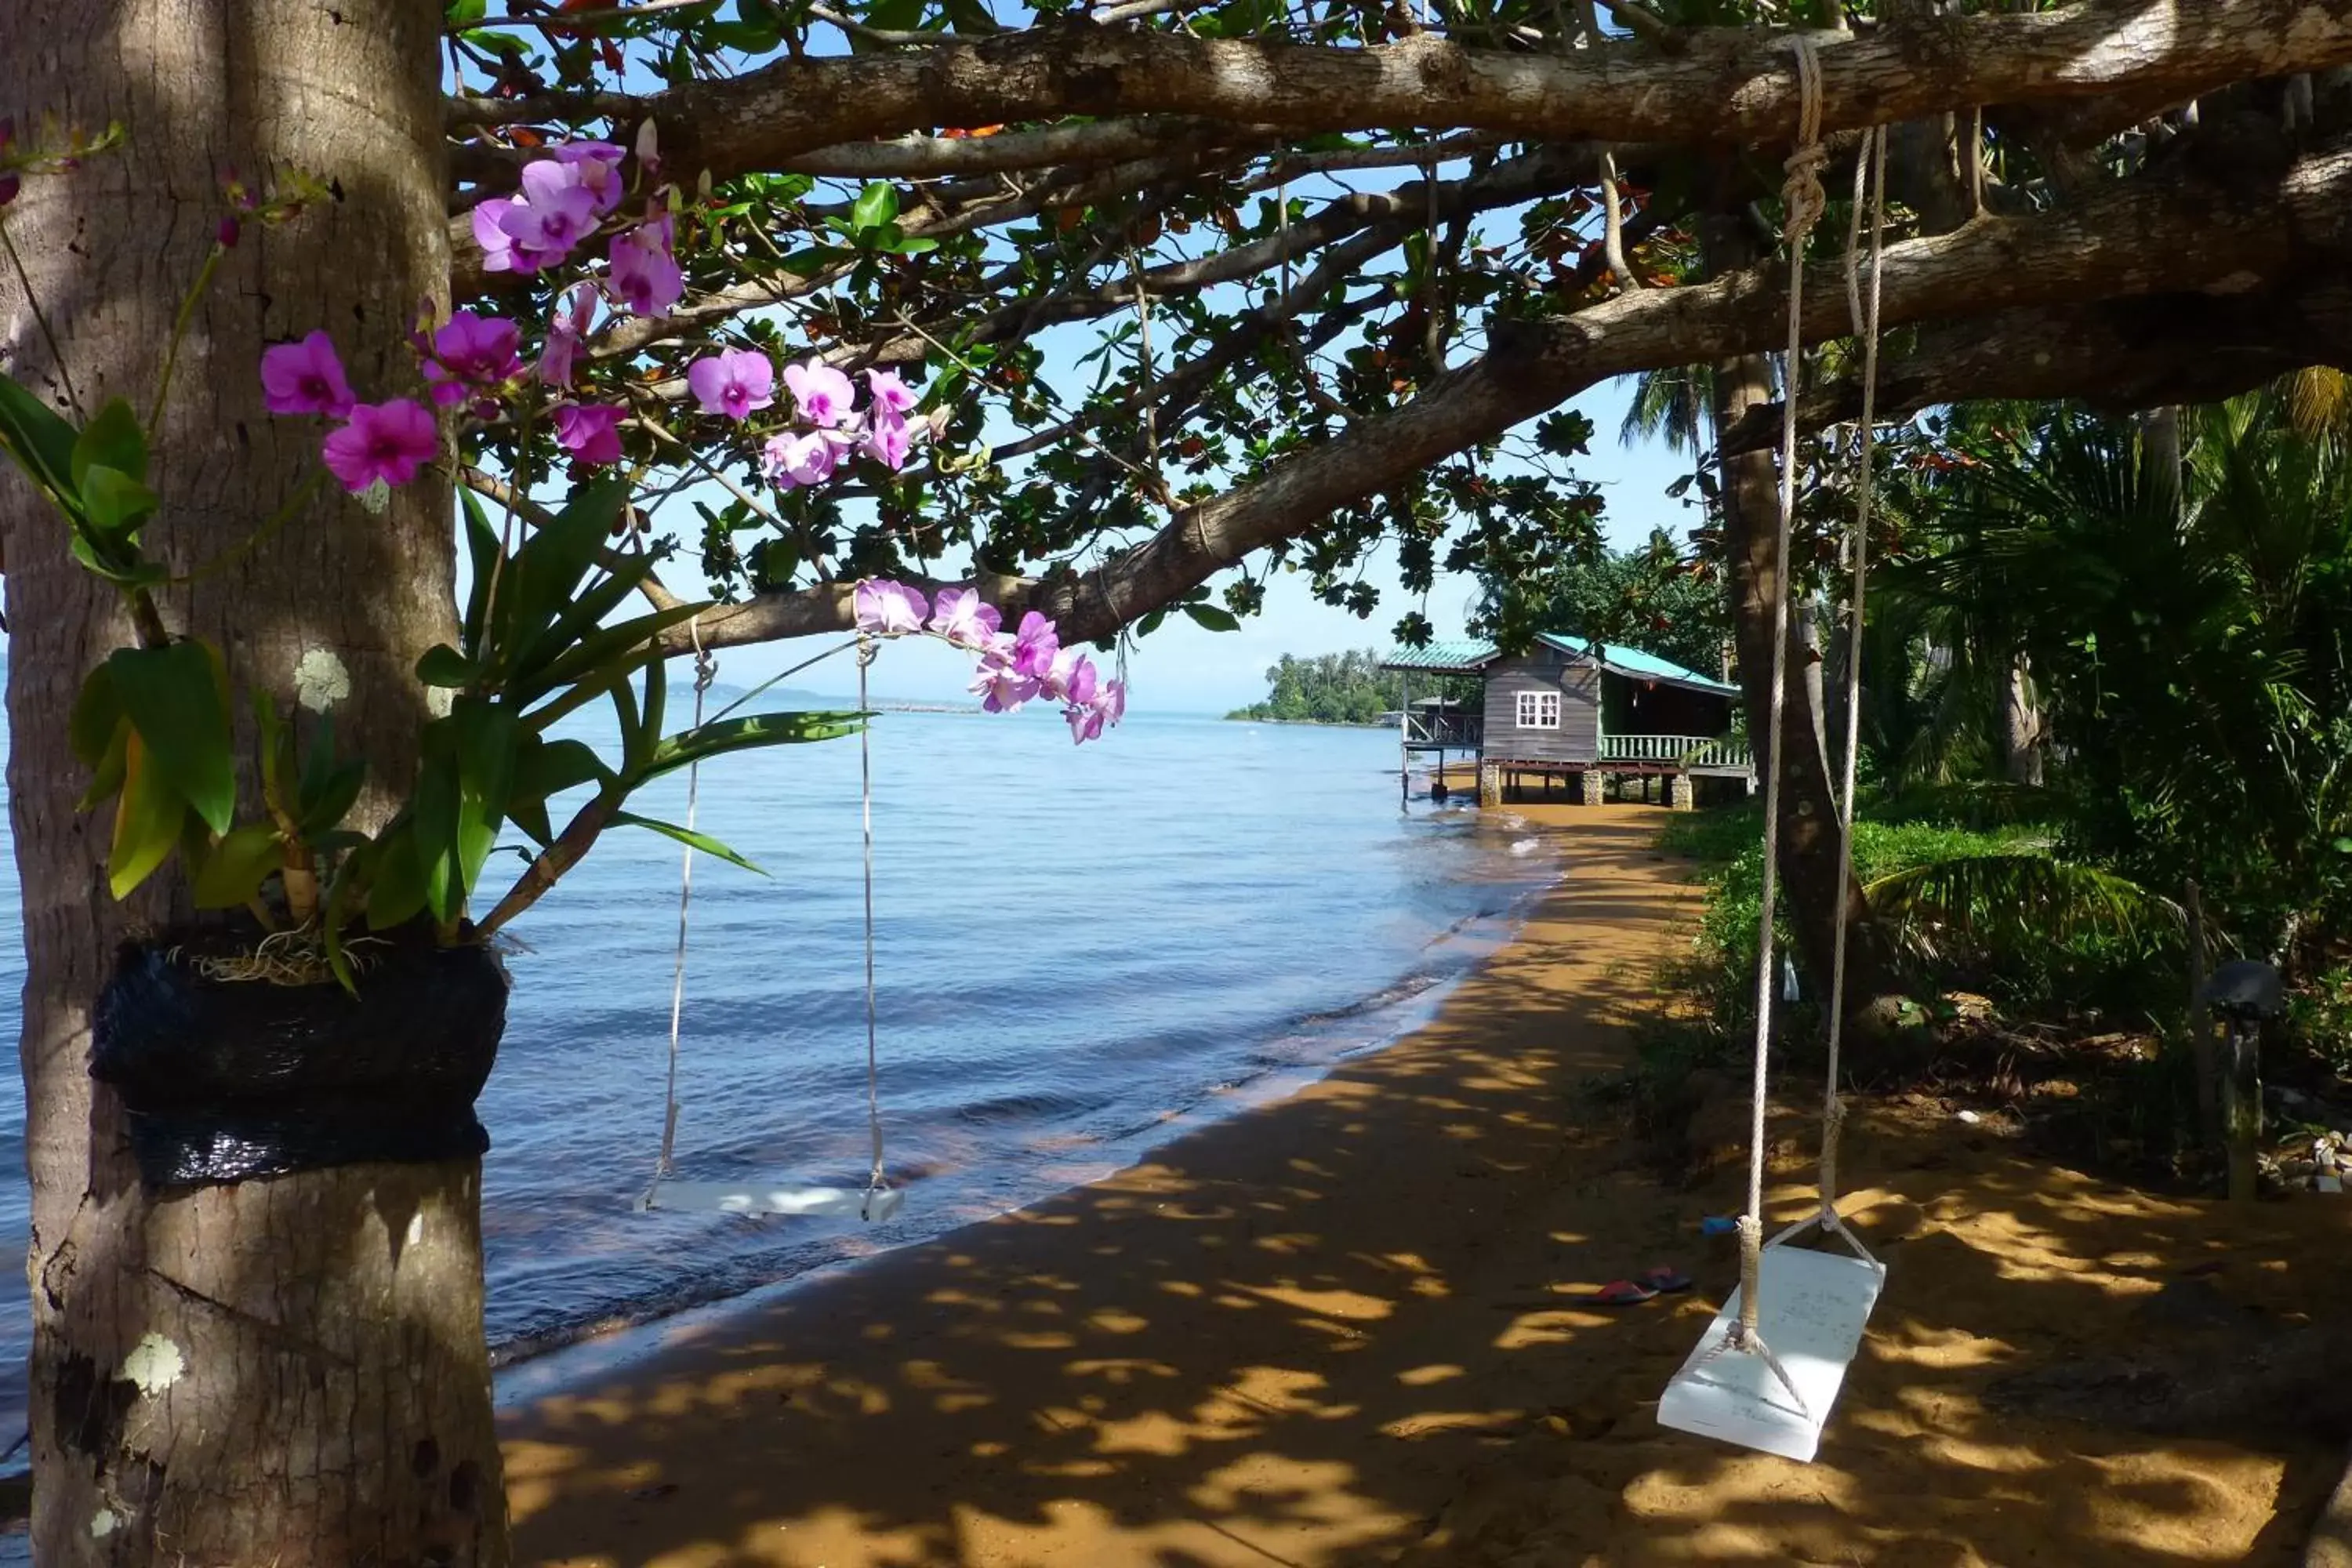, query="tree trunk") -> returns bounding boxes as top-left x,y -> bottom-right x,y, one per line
1700,211 -> 1896,1013
1,3 -> 507,1562
2002,653 -> 2045,786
